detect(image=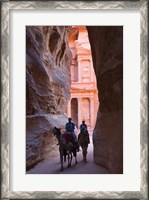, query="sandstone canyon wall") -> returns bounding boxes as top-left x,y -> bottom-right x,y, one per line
26,26 -> 71,170
26,26 -> 123,173
87,26 -> 123,173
